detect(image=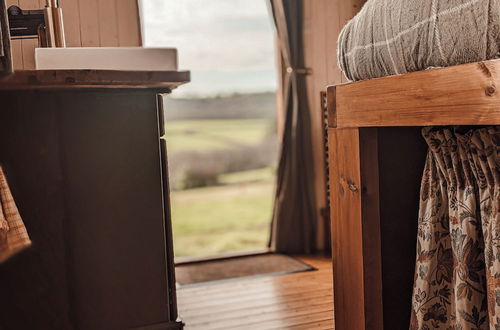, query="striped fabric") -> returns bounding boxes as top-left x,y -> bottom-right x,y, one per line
338,0 -> 500,81
0,167 -> 31,263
